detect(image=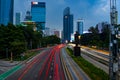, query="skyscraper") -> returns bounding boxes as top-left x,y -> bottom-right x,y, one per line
0,0 -> 14,25
54,30 -> 60,38
31,2 -> 46,30
63,7 -> 73,42
24,11 -> 32,21
15,12 -> 21,25
44,27 -> 50,36
77,19 -> 83,35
